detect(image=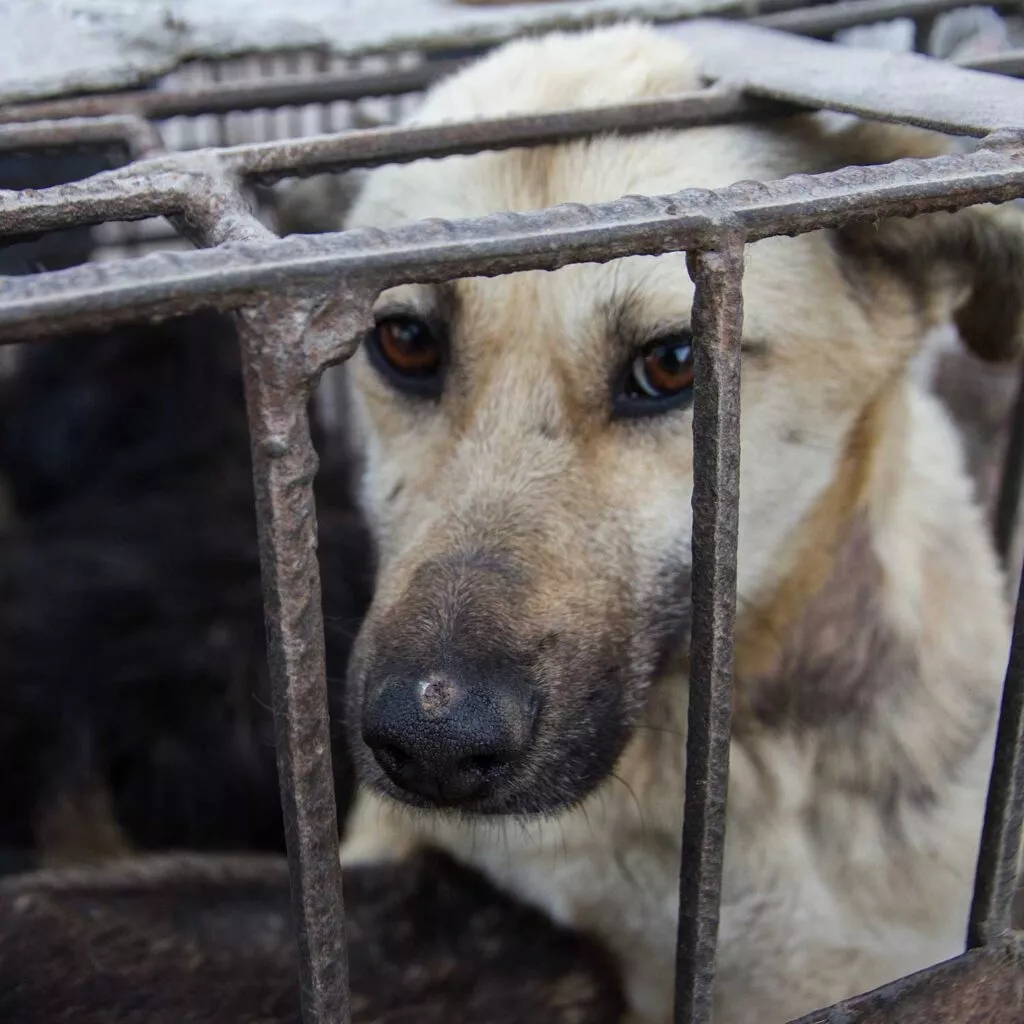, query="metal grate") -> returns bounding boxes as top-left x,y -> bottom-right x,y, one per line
2,5 -> 1024,1024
